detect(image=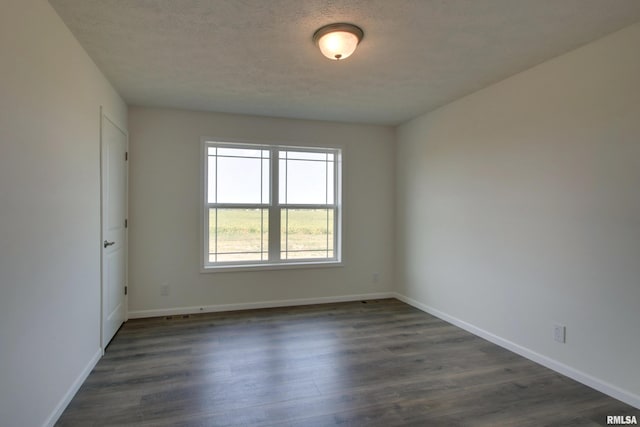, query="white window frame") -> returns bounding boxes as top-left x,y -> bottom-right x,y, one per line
201,138 -> 342,272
